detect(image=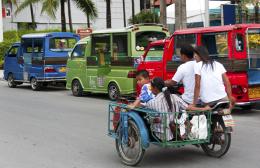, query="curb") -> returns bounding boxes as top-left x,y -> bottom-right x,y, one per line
0,70 -> 4,81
